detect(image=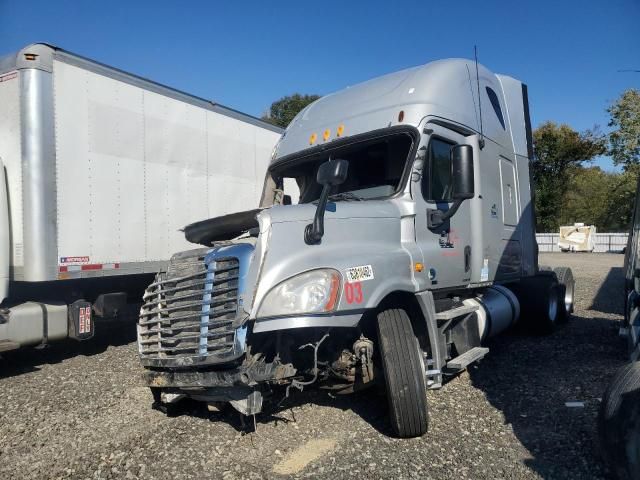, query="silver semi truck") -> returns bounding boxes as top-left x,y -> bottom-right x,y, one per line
0,43 -> 282,352
139,59 -> 575,438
